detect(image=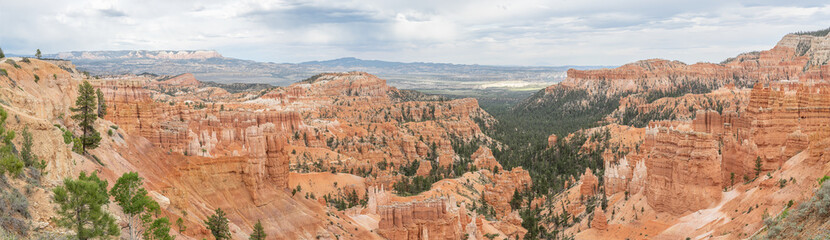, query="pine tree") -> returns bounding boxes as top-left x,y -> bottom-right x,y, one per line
96,88 -> 107,118
205,208 -> 231,240
110,172 -> 160,240
52,171 -> 120,240
20,126 -> 34,166
249,220 -> 267,240
510,189 -> 522,210
0,47 -> 5,58
35,49 -> 42,59
71,81 -> 101,152
176,217 -> 187,234
144,217 -> 174,240
755,156 -> 762,178
0,106 -> 23,175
